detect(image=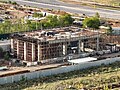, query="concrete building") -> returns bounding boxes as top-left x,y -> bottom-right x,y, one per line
10,27 -> 101,63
